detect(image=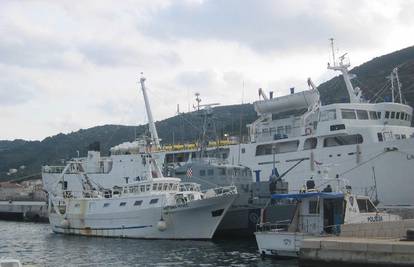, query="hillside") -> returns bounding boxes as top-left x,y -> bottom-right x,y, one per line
1,45 -> 414,181
0,104 -> 256,180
